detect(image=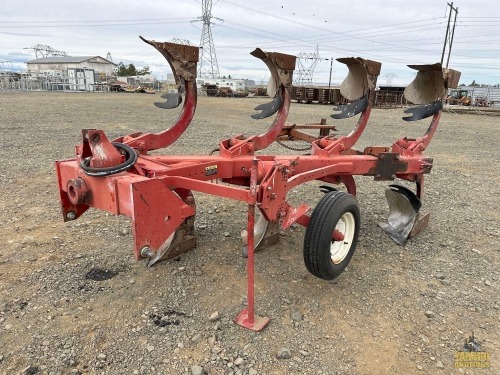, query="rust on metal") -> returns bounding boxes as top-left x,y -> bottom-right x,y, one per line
250,49 -> 296,71
374,153 -> 409,181
404,63 -> 461,104
337,57 -> 381,102
66,178 -> 90,205
140,36 -> 199,82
